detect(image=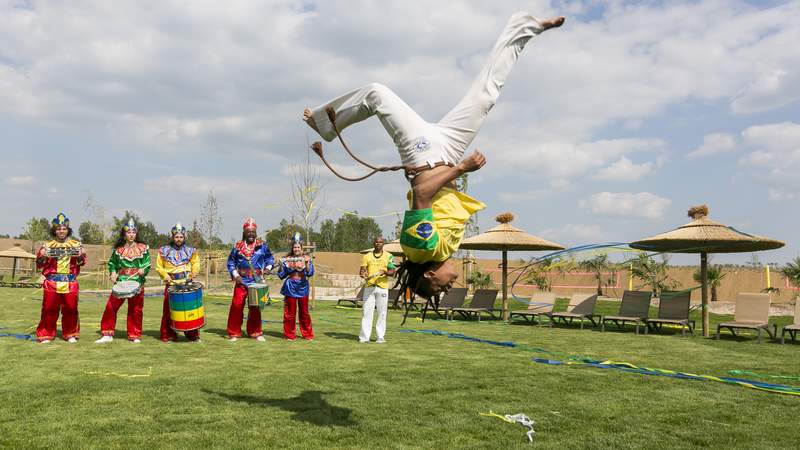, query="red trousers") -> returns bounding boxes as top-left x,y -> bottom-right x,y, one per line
100,290 -> 144,340
160,287 -> 200,341
37,280 -> 80,341
284,296 -> 313,340
227,284 -> 262,338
